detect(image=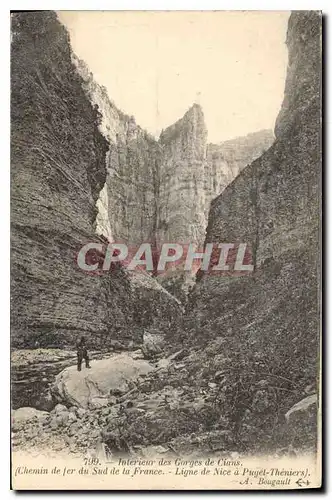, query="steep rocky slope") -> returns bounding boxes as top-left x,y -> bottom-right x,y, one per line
11,12 -> 181,349
75,60 -> 273,254
183,11 -> 321,452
